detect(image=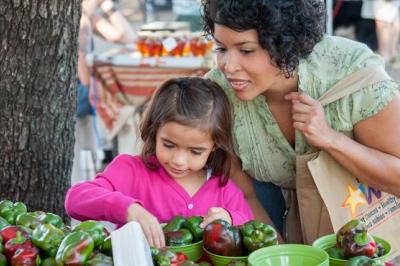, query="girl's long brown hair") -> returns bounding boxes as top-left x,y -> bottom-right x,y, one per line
140,77 -> 235,186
